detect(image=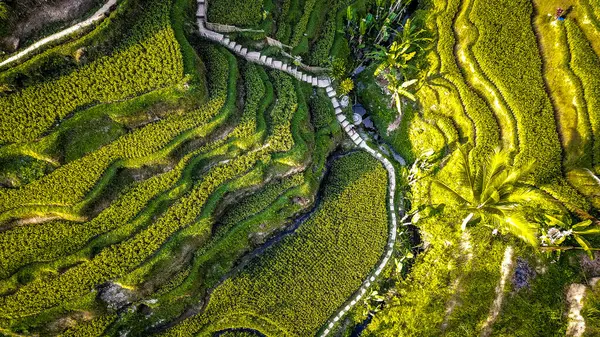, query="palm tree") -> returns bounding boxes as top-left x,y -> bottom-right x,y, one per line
432,146 -> 539,245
